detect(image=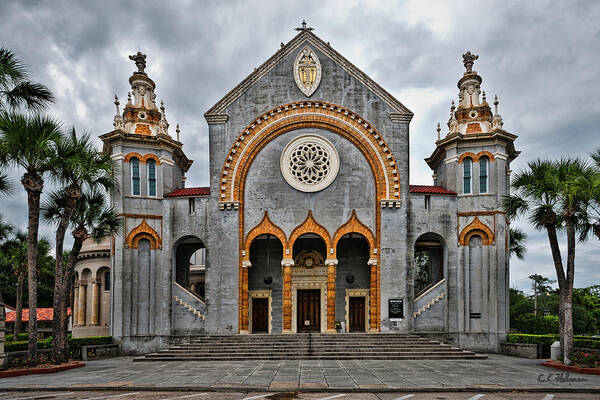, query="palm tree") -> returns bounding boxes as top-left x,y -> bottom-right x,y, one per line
44,129 -> 115,364
0,112 -> 61,365
0,47 -> 54,112
508,227 -> 527,260
504,158 -> 594,365
44,189 -> 120,362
